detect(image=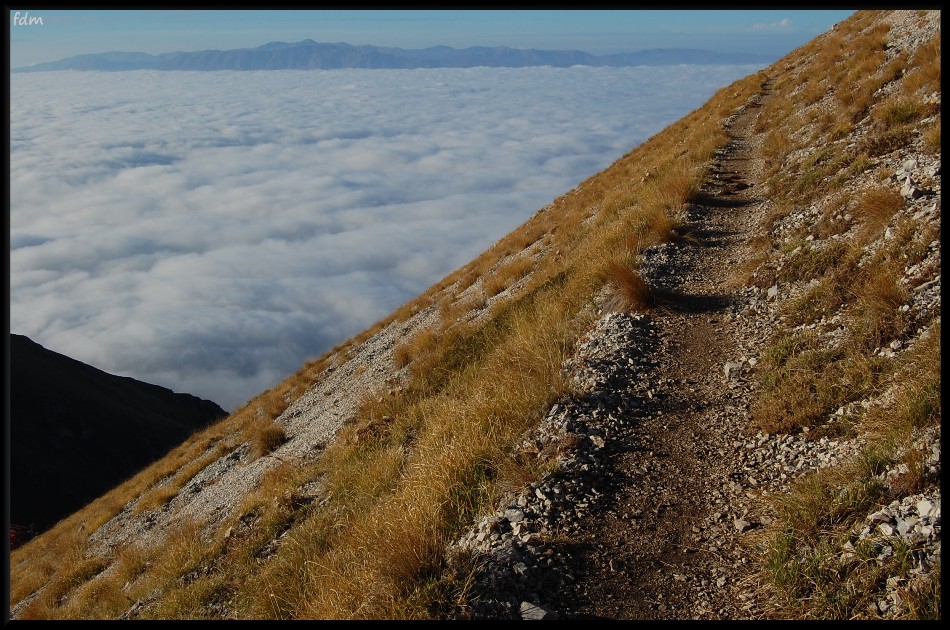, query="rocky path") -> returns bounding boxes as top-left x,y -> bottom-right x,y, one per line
545,89 -> 772,620
454,84 -> 800,620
